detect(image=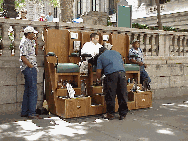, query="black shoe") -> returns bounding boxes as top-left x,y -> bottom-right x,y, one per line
27,115 -> 43,119
102,113 -> 114,120
147,84 -> 151,90
119,115 -> 126,120
21,114 -> 28,117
